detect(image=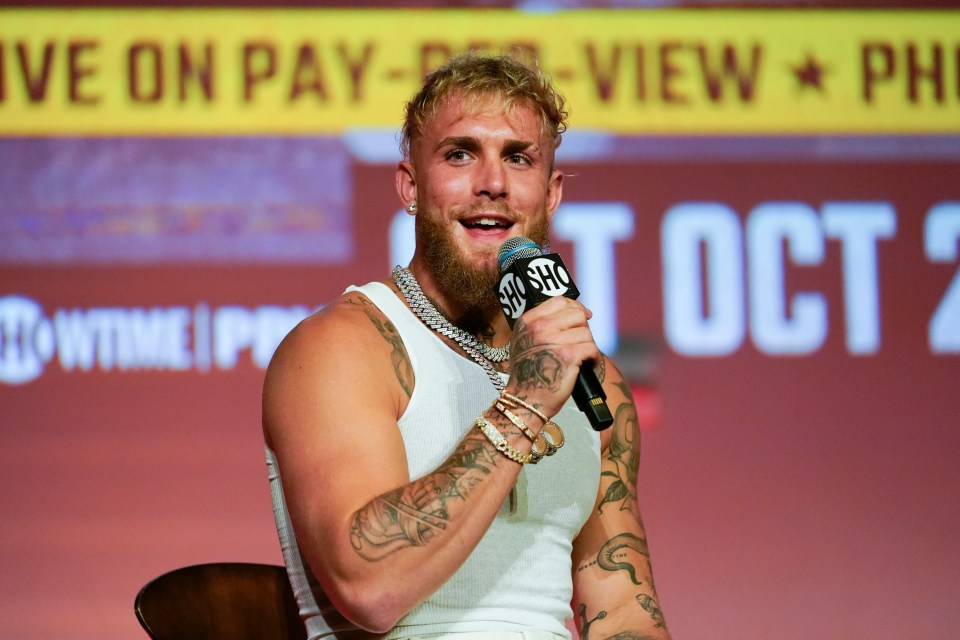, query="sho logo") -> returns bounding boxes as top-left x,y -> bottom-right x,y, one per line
0,296 -> 56,384
497,273 -> 528,320
525,257 -> 572,297
0,294 -> 310,385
